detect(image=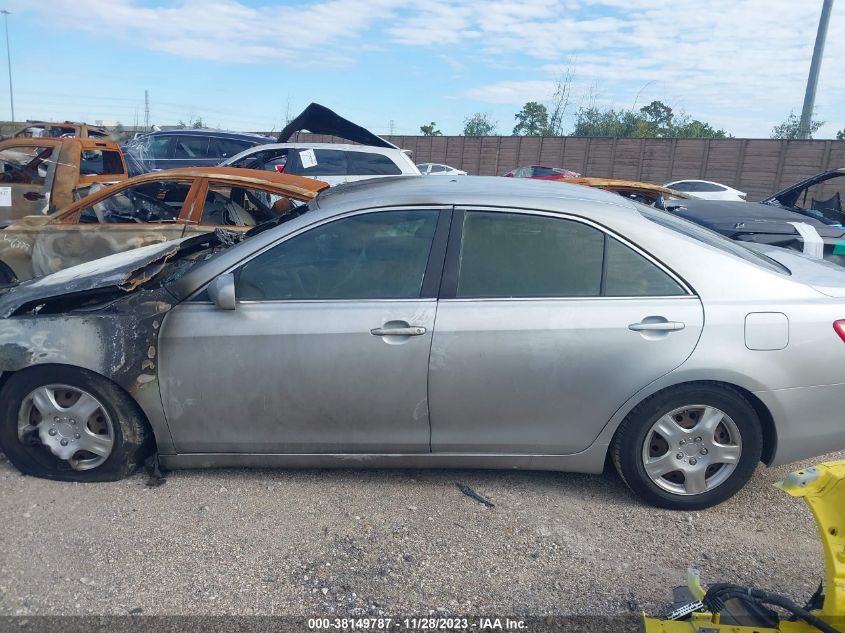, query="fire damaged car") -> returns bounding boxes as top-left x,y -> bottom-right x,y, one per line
0,137 -> 127,229
667,167 -> 845,265
0,168 -> 327,285
4,177 -> 845,511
